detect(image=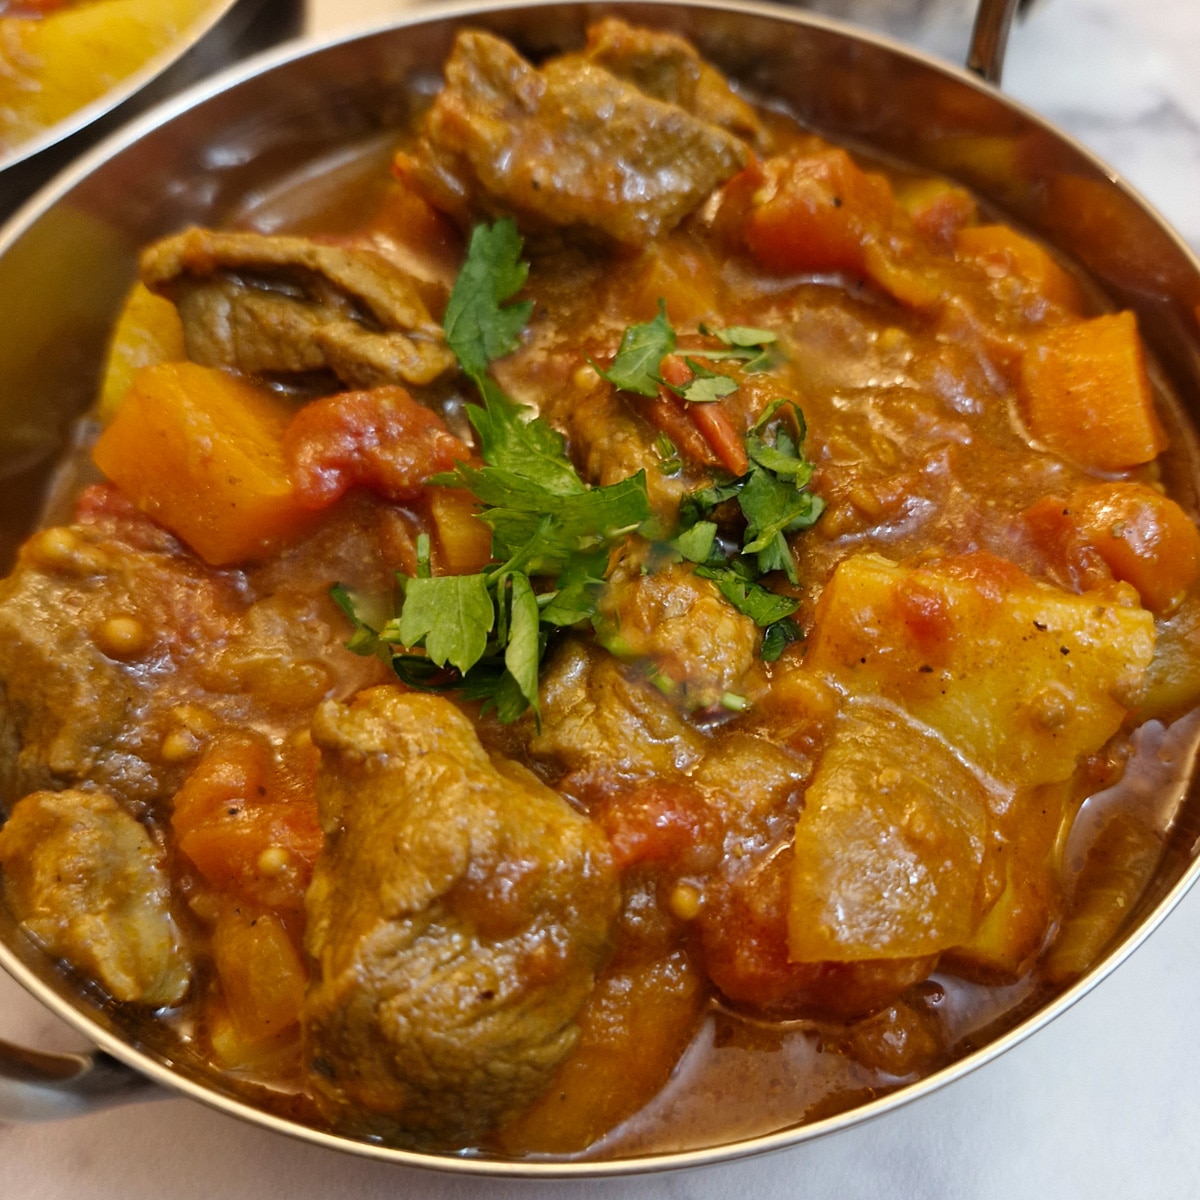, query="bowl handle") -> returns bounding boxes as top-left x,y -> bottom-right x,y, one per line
0,1037 -> 164,1121
967,0 -> 1021,83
